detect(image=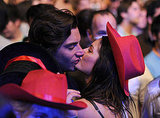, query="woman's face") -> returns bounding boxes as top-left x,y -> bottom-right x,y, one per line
76,39 -> 101,75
